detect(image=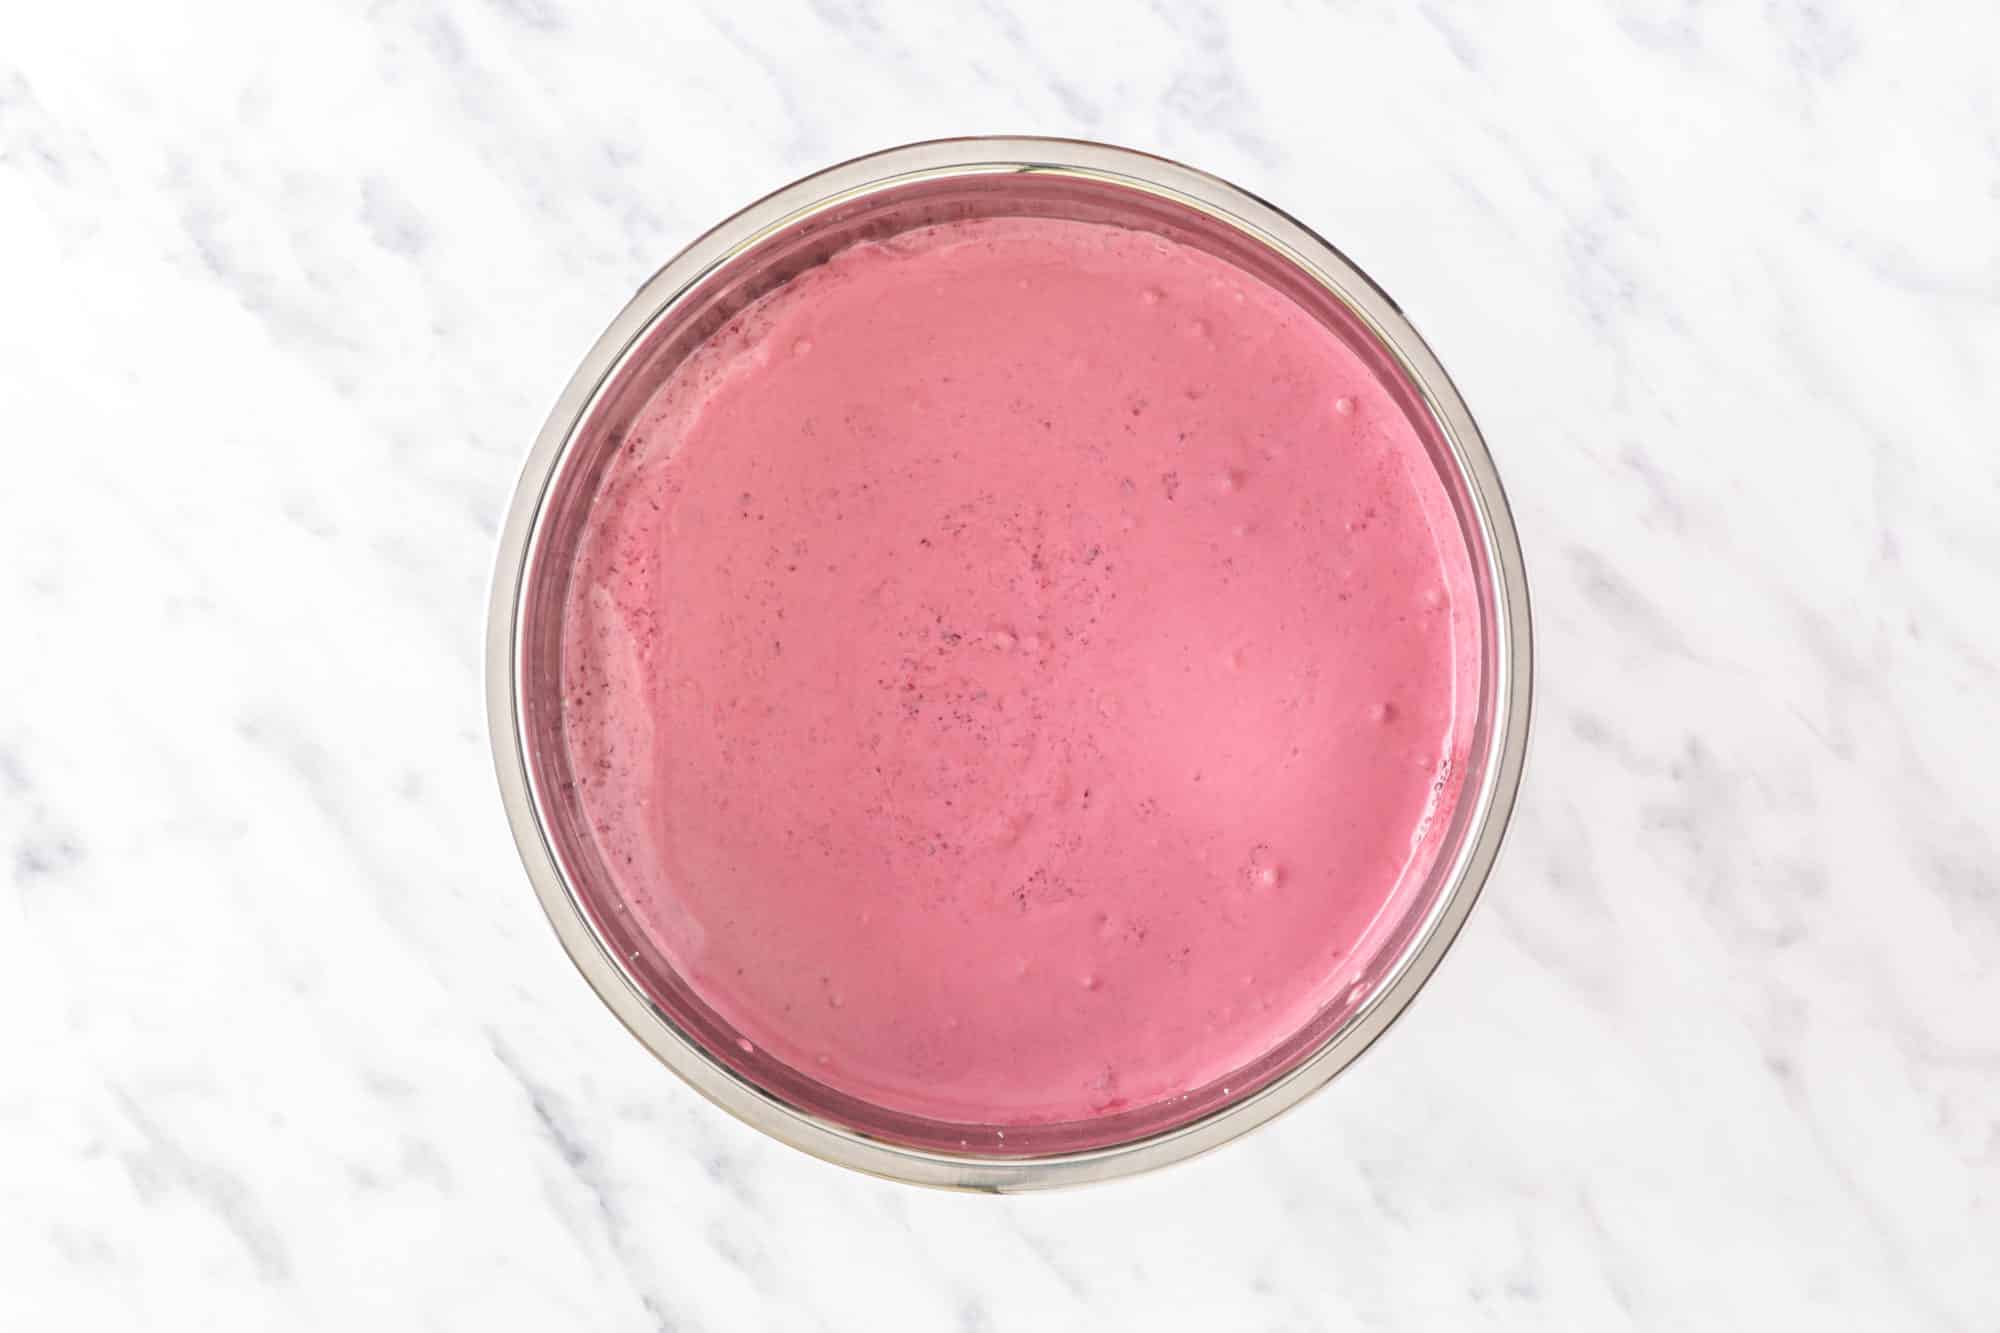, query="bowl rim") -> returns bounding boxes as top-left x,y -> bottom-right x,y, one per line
486,135 -> 1534,1191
